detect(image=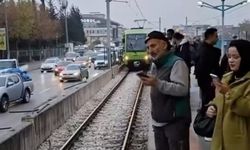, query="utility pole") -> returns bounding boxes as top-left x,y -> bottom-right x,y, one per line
185,16 -> 188,34
221,0 -> 225,55
185,16 -> 188,26
62,0 -> 69,50
106,0 -> 114,78
159,17 -> 161,31
3,0 -> 10,59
